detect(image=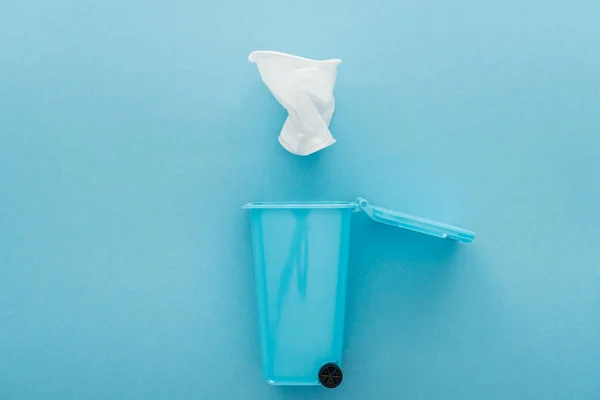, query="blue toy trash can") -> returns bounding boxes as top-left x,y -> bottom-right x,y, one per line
243,198 -> 474,388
